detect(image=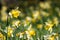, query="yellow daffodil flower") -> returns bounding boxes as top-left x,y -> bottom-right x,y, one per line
0,32 -> 6,40
1,14 -> 7,22
39,2 -> 51,9
1,6 -> 7,22
12,20 -> 21,27
10,9 -> 21,18
32,18 -> 36,23
26,16 -> 32,22
53,17 -> 59,26
40,11 -> 50,17
48,36 -> 55,40
29,30 -> 35,36
7,27 -> 13,37
37,24 -> 43,29
45,22 -> 54,33
32,11 -> 40,19
23,19 -> 31,27
16,32 -> 25,37
26,28 -> 35,36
